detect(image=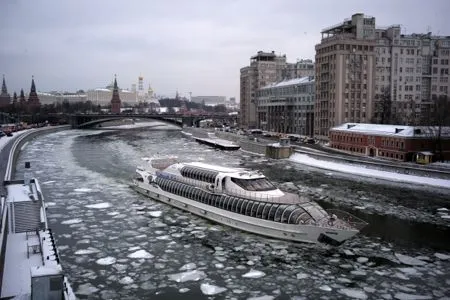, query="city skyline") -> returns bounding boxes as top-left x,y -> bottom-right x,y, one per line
1,0 -> 448,100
